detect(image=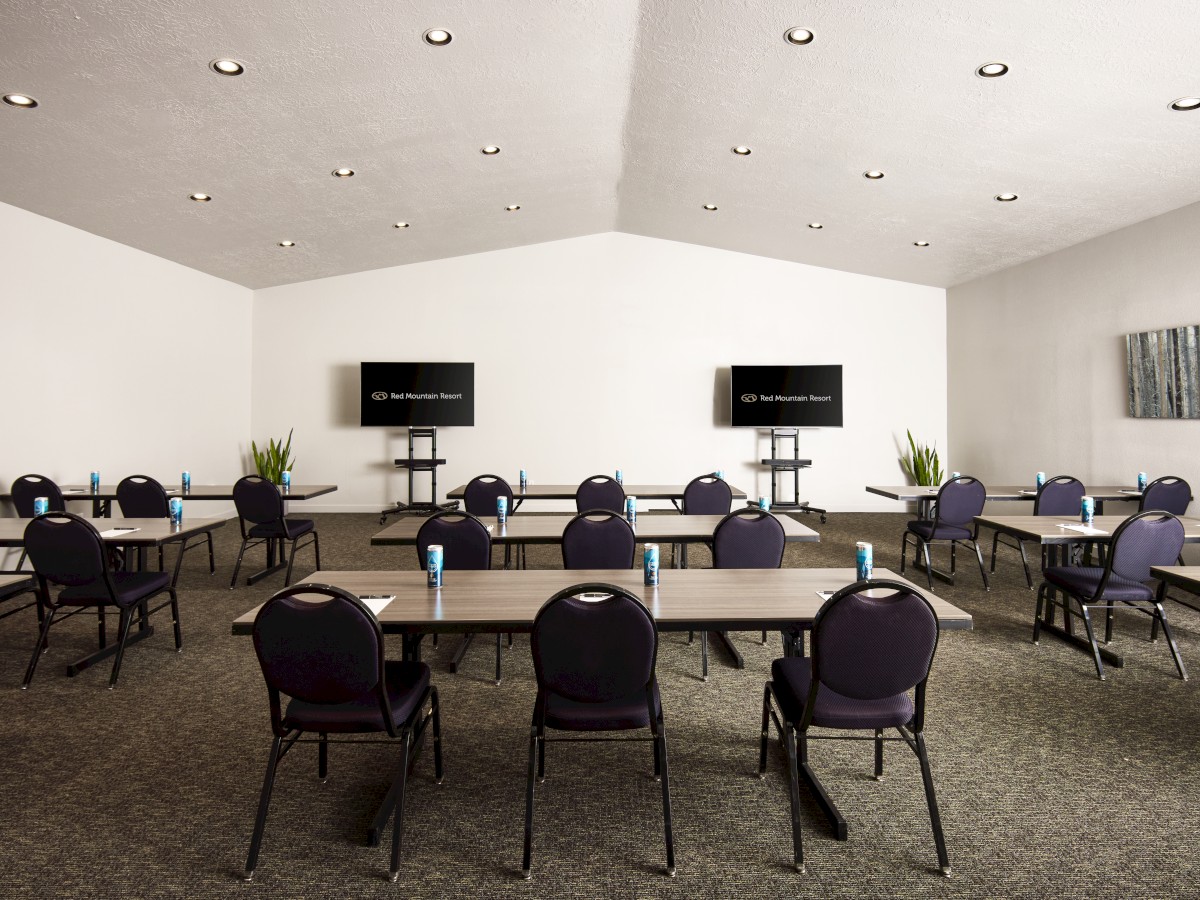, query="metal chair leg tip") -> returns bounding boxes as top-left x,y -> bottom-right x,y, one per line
666,866 -> 676,877
941,865 -> 952,877
494,680 -> 502,686
388,871 -> 399,883
241,870 -> 255,882
521,869 -> 531,880
537,776 -> 545,784
873,775 -> 883,781
435,776 -> 444,785
795,863 -> 806,874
